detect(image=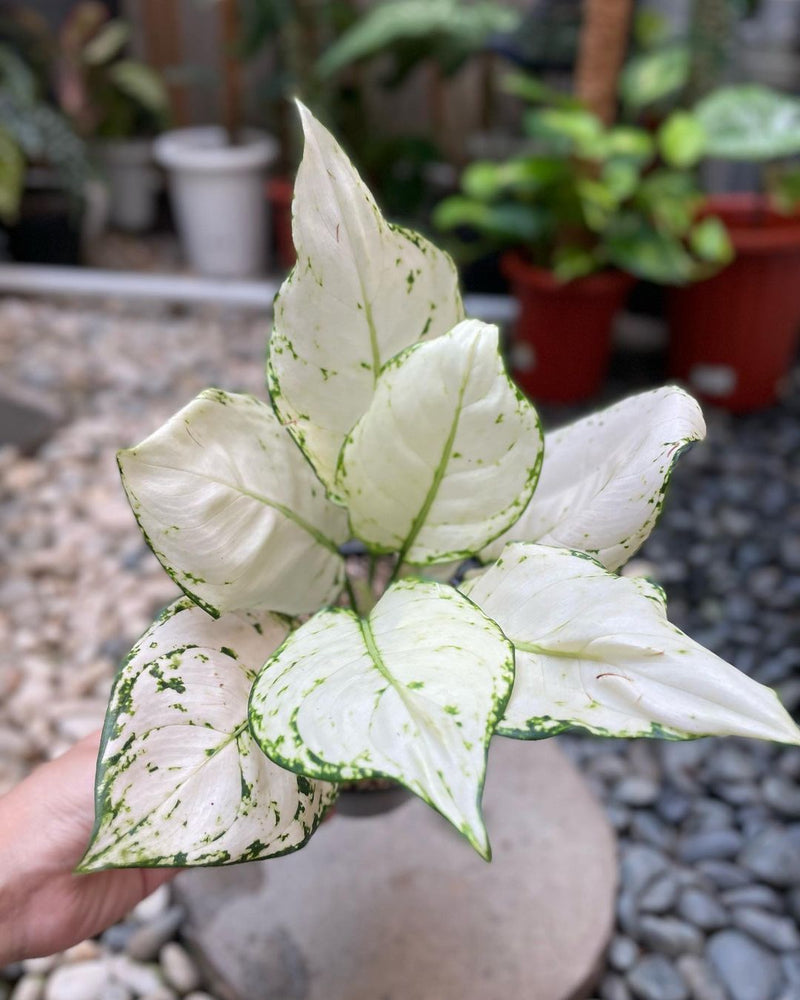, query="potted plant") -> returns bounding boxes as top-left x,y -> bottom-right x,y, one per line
665,85 -> 800,411
434,81 -> 732,403
77,104 -> 799,874
55,2 -> 170,234
0,42 -> 92,264
154,0 -> 278,277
